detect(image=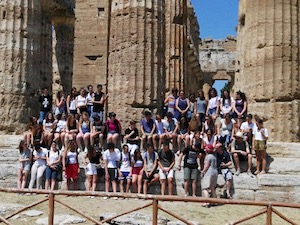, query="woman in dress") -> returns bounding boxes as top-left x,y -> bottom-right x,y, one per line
76,112 -> 91,153
233,91 -> 247,120
43,112 -> 54,148
63,140 -> 80,190
105,112 -> 122,146
17,140 -> 32,190
45,142 -> 61,191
